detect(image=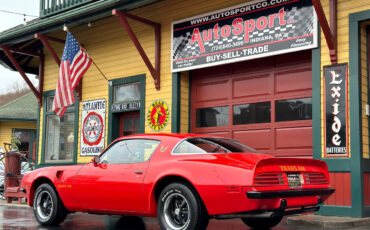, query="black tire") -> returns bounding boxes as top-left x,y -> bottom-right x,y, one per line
241,215 -> 283,229
157,183 -> 209,230
33,183 -> 68,225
